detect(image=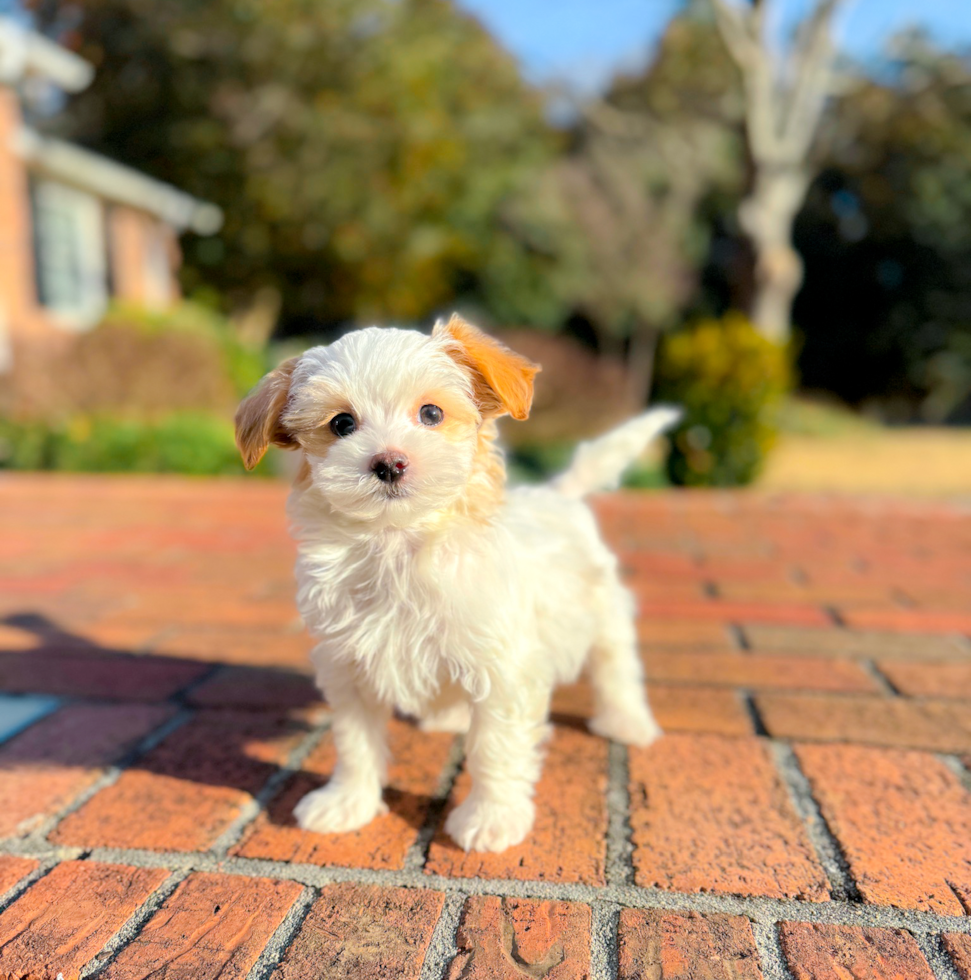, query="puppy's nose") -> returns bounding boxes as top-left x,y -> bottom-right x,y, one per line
370,451 -> 409,484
